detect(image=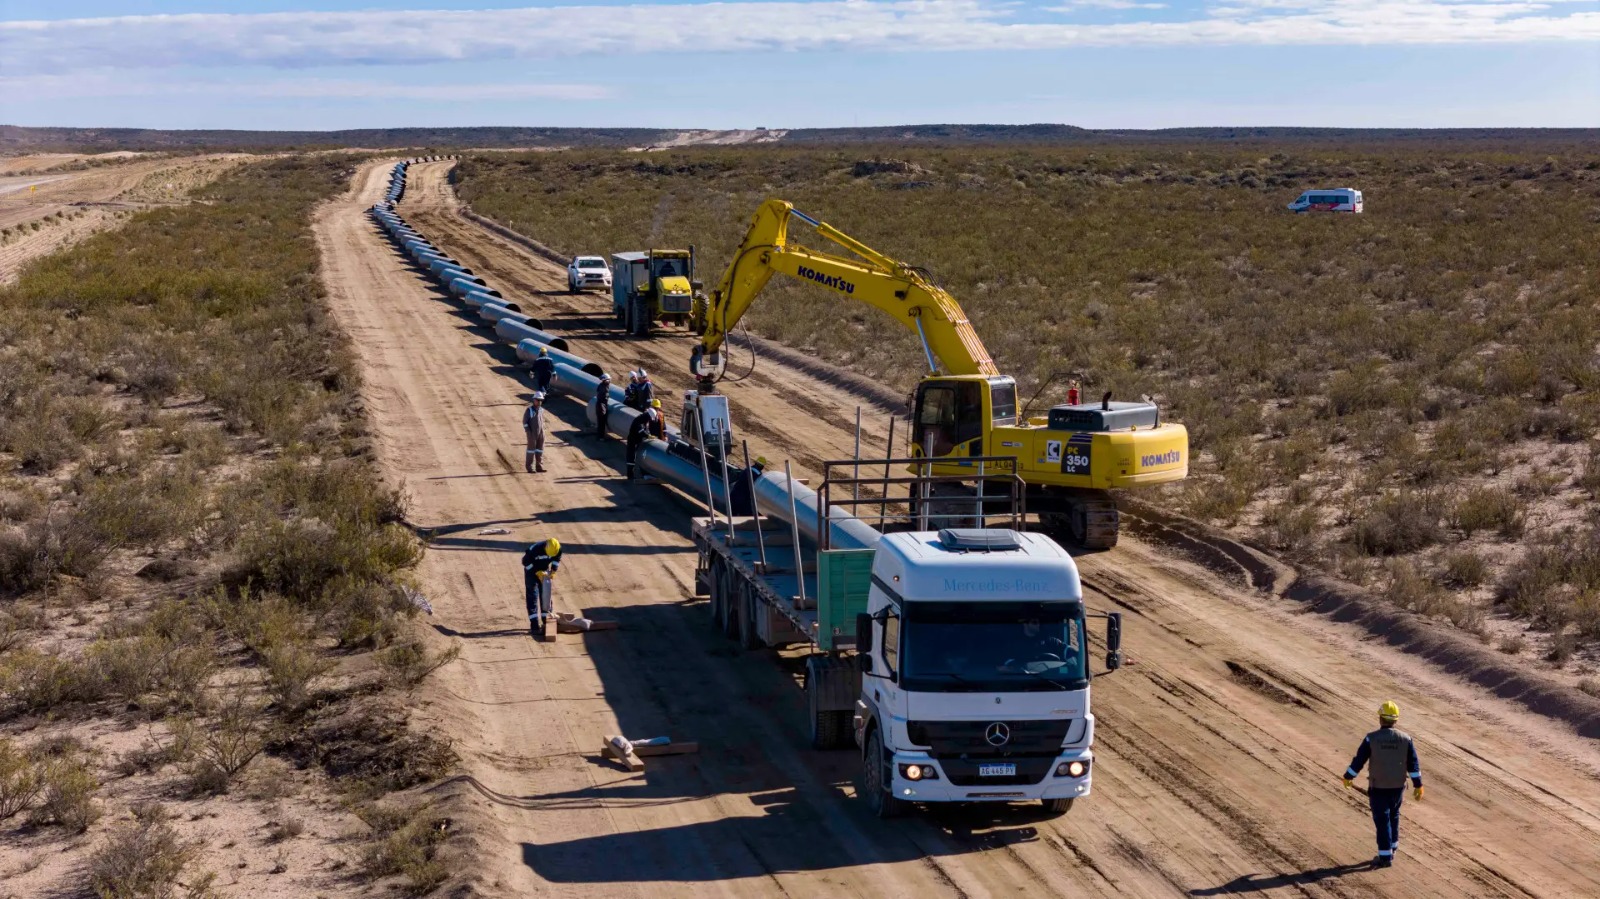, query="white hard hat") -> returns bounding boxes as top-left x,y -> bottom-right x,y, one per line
532,391 -> 546,401
638,368 -> 649,380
